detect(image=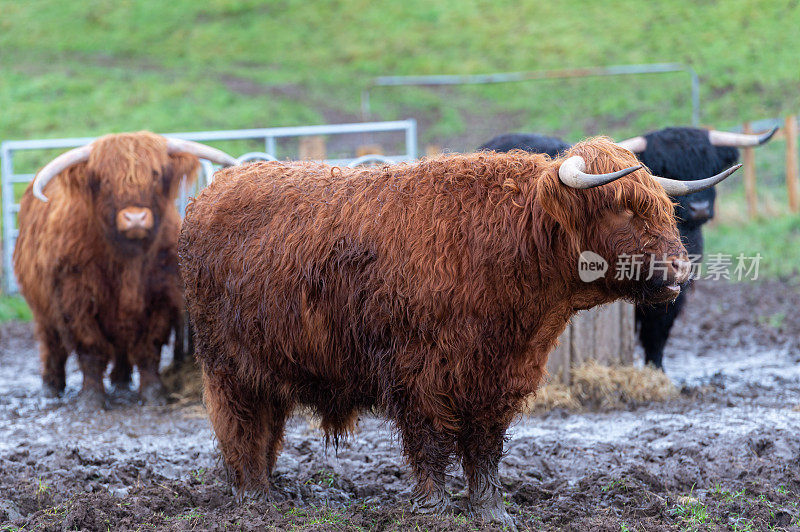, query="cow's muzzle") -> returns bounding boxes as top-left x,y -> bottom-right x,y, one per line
646,255 -> 691,302
687,200 -> 712,222
116,207 -> 154,239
